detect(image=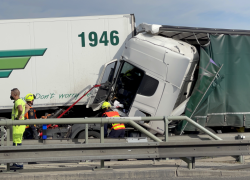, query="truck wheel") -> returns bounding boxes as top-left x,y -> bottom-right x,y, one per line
0,127 -> 7,141
0,117 -> 7,141
78,131 -> 101,139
